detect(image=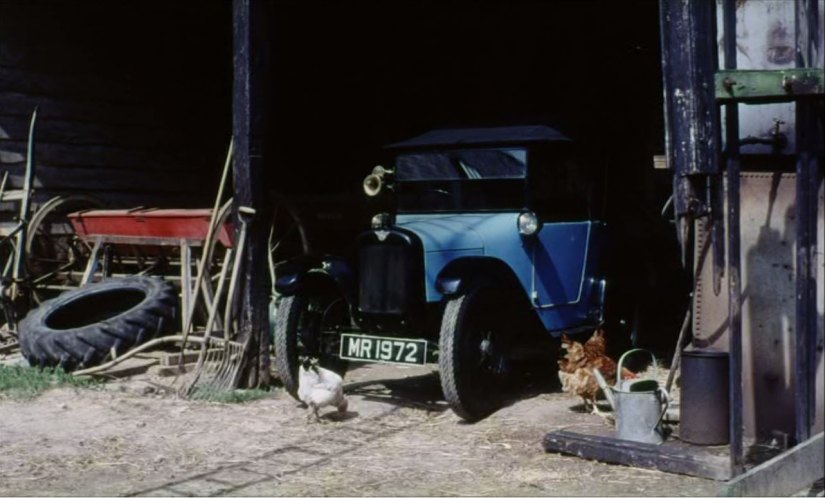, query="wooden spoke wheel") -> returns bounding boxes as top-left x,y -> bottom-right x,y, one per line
267,193 -> 310,294
25,195 -> 105,304
187,196 -> 309,332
